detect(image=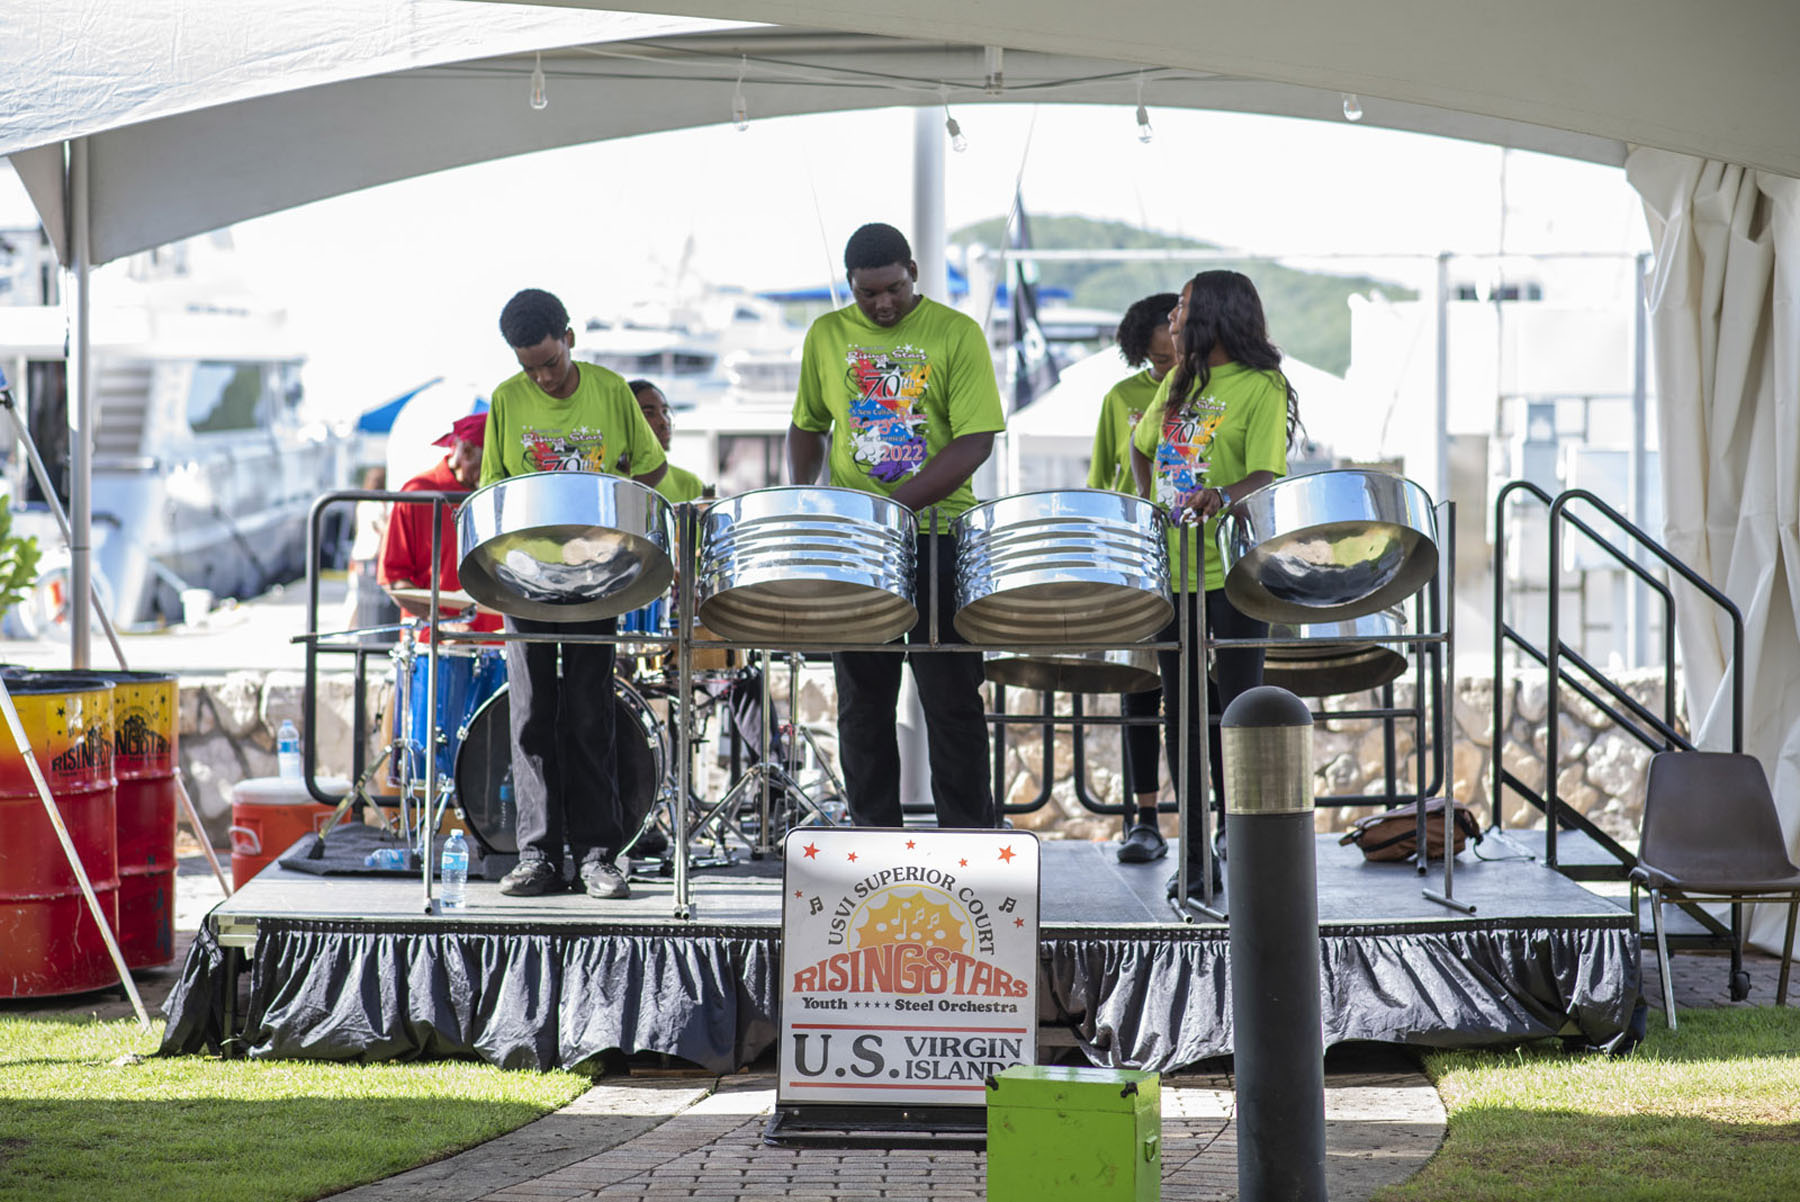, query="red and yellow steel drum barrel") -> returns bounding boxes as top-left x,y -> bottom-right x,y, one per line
94,670 -> 179,969
0,670 -> 119,998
